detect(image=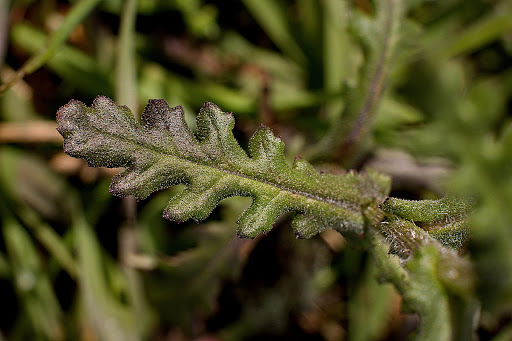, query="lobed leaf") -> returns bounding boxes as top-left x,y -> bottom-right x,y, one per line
57,96 -> 391,238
